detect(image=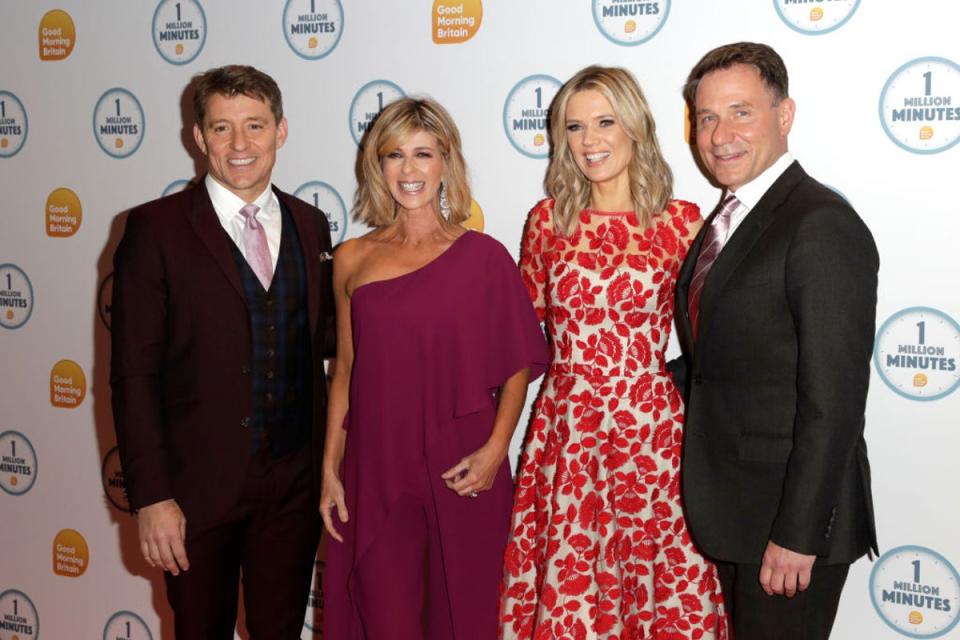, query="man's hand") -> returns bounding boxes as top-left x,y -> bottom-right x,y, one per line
138,498 -> 189,575
759,540 -> 816,597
